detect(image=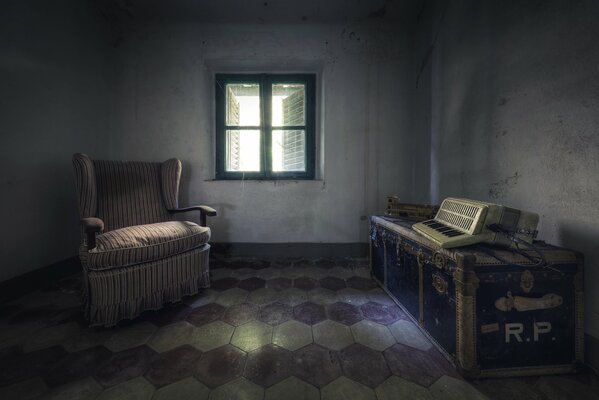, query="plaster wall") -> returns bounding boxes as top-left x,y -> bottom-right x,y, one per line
0,0 -> 110,281
107,21 -> 419,244
415,0 -> 599,352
